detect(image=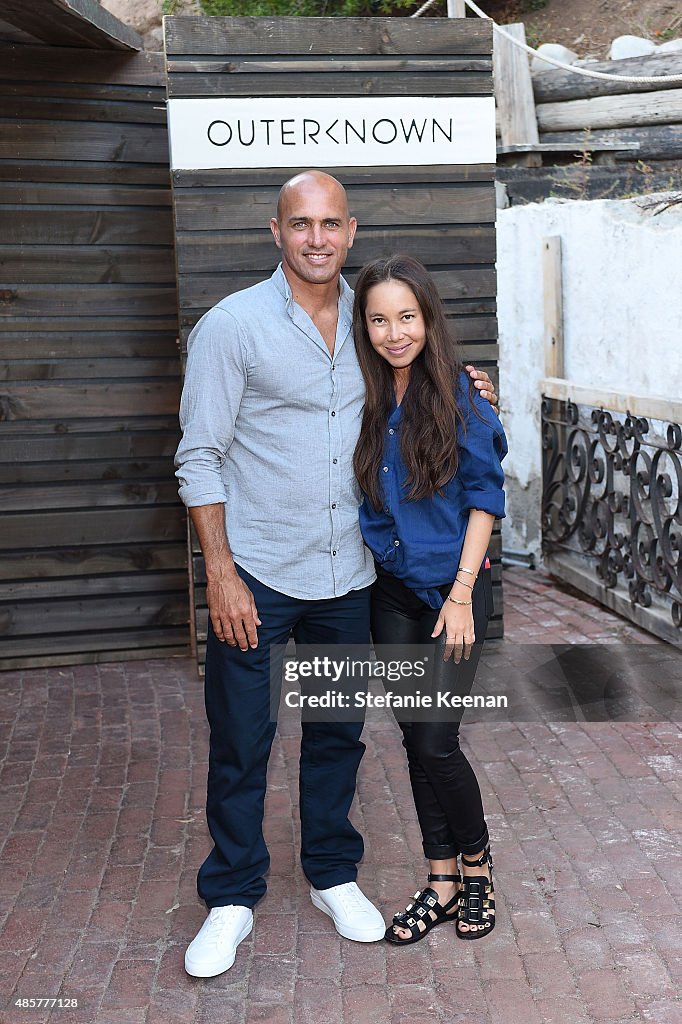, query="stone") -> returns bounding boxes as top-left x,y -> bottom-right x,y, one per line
609,35 -> 657,60
531,43 -> 579,75
657,38 -> 682,55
